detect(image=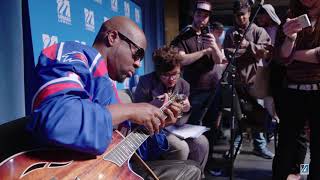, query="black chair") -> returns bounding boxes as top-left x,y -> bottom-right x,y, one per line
0,116 -> 36,162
